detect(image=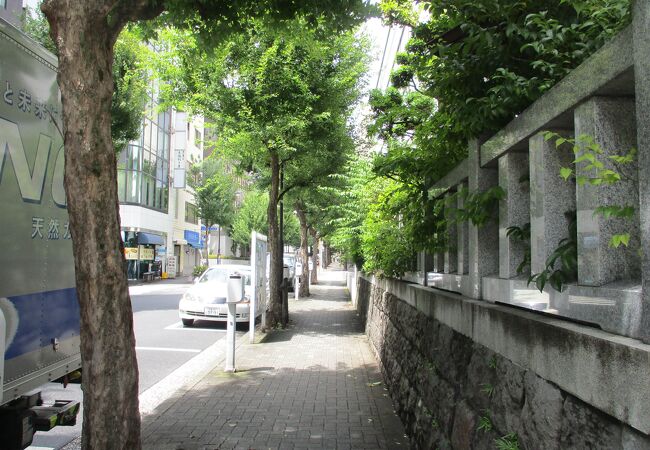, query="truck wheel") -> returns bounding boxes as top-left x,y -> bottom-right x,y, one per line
182,318 -> 194,327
